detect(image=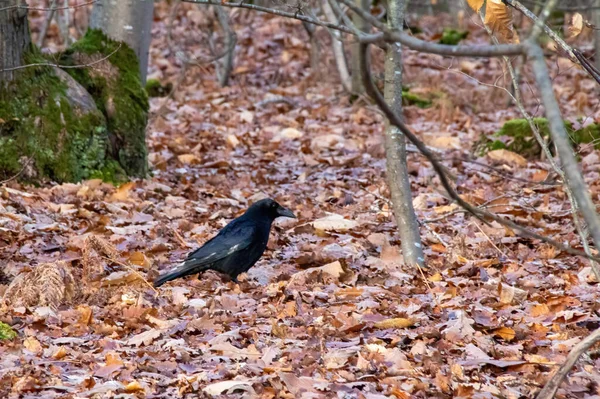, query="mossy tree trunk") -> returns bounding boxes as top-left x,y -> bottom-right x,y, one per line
0,0 -> 30,85
89,0 -> 154,84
